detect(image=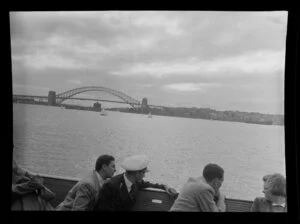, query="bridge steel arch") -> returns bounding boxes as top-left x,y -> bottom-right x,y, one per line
56,86 -> 141,108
